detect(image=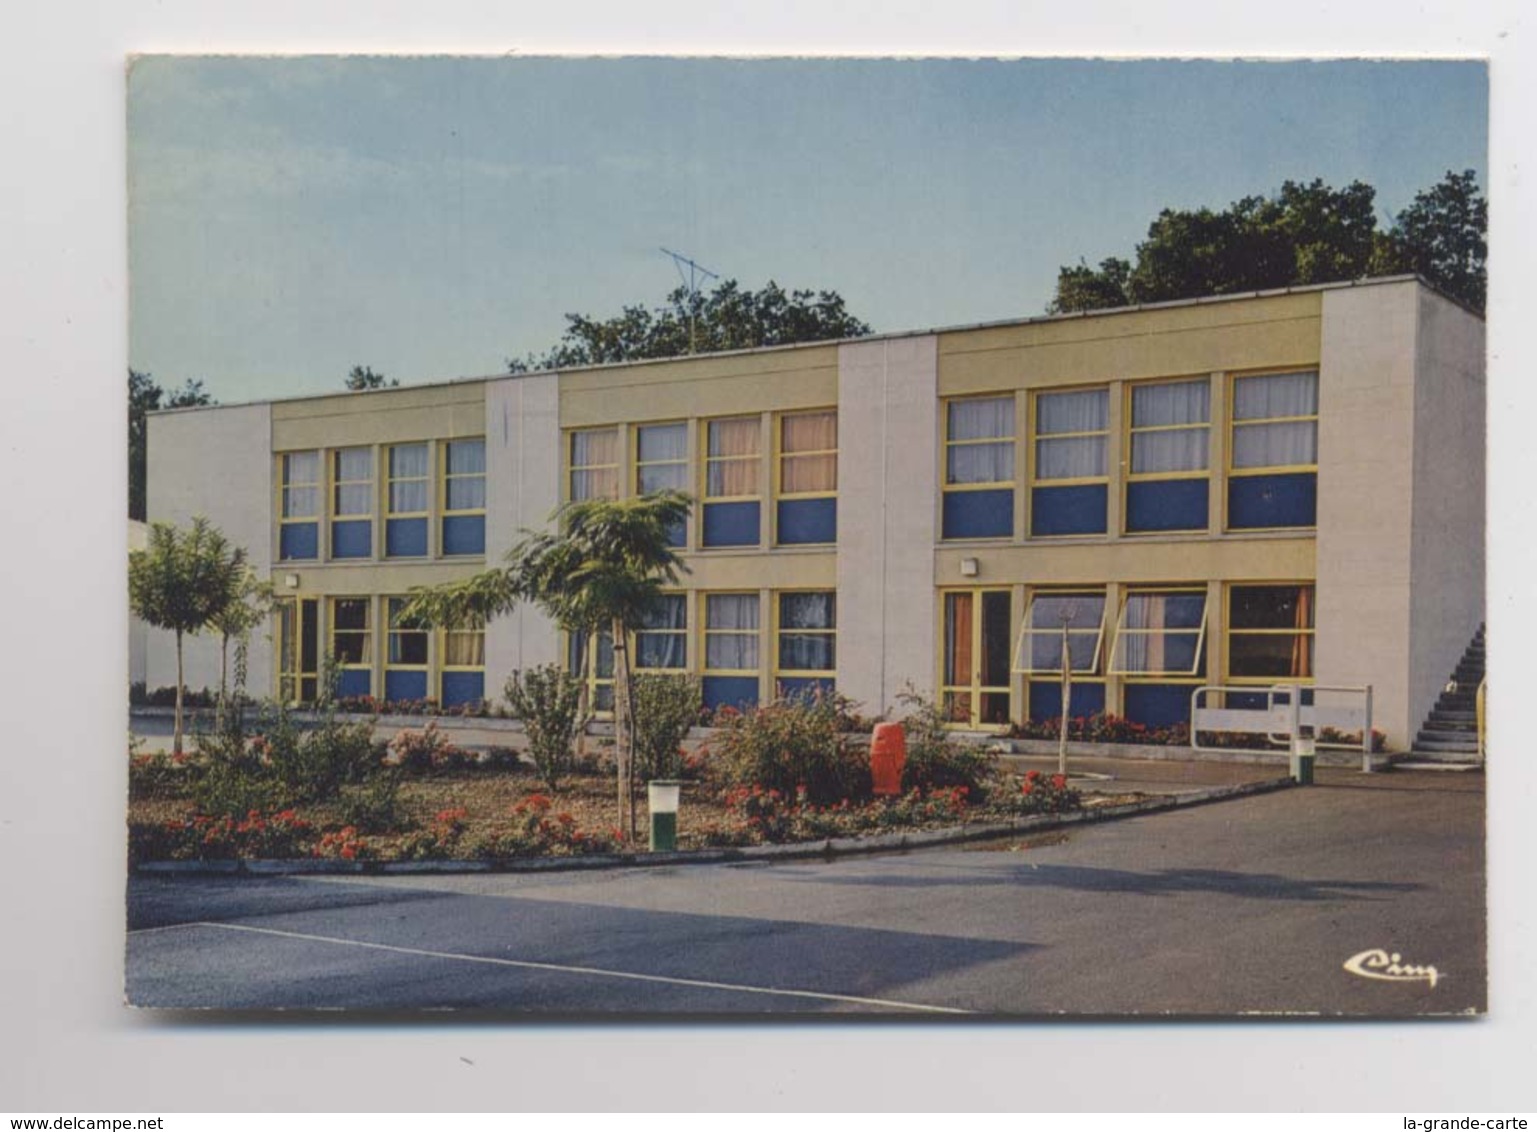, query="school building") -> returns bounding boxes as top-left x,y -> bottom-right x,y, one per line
142,275 -> 1485,753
